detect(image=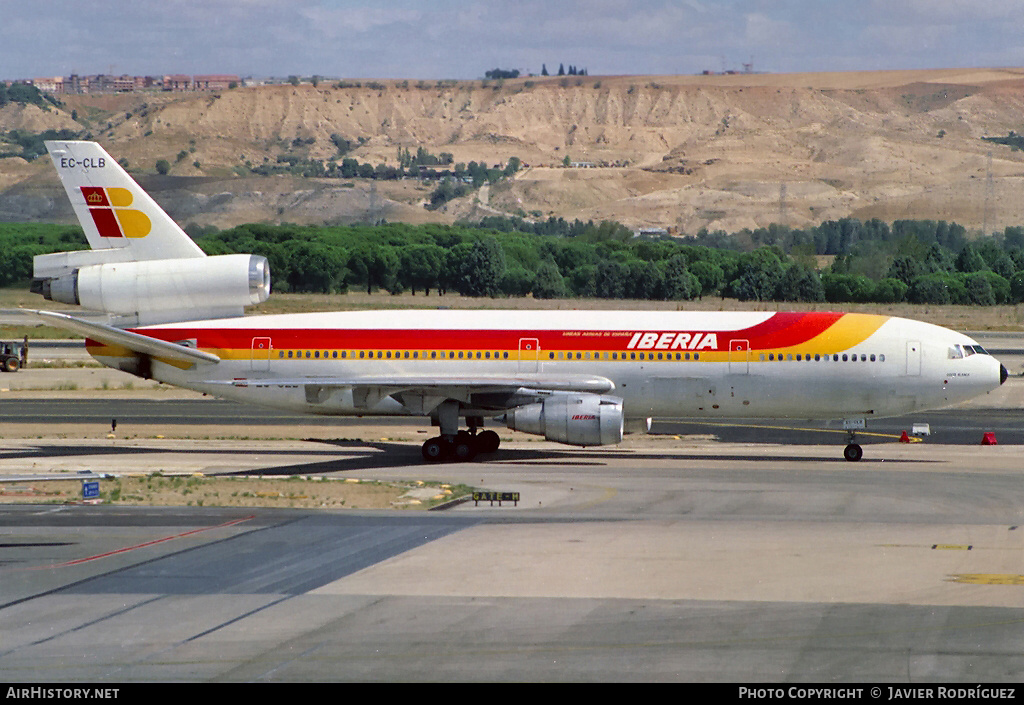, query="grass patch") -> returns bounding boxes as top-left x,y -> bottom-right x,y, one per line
0,473 -> 475,511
